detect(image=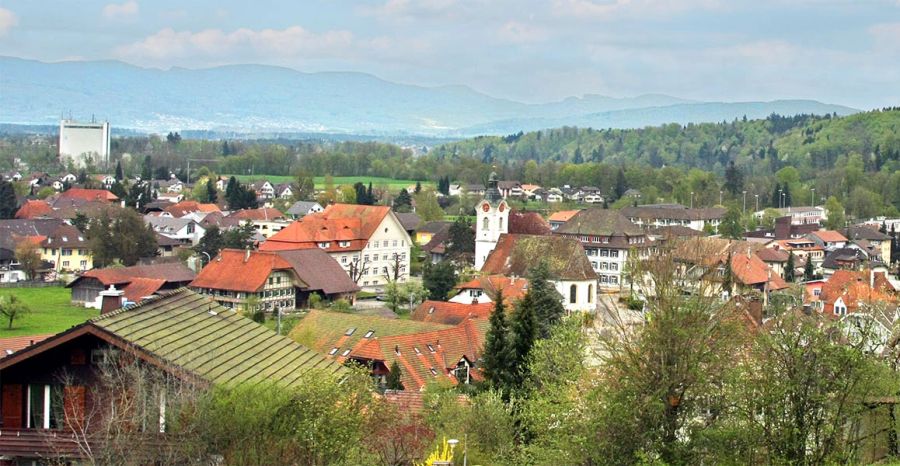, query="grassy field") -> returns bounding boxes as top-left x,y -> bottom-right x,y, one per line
227,174 -> 433,191
0,287 -> 97,337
